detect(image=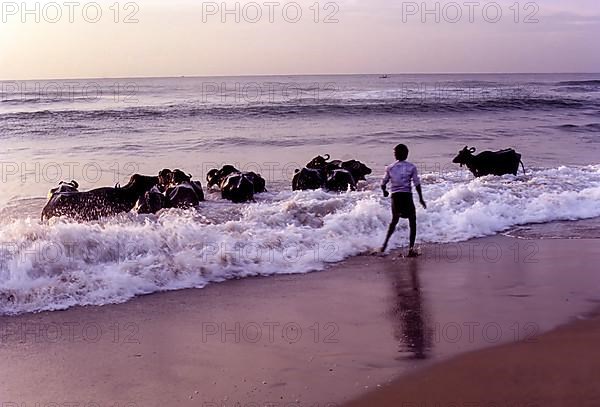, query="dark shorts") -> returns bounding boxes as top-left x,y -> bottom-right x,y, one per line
391,192 -> 416,219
